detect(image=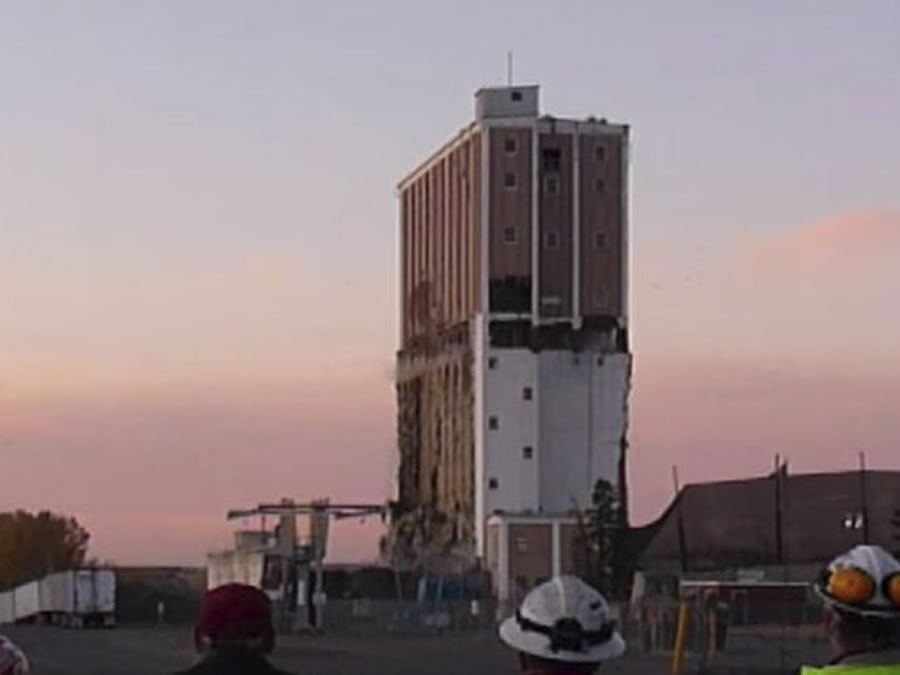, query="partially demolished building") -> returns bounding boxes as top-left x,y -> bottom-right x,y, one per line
391,85 -> 631,568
